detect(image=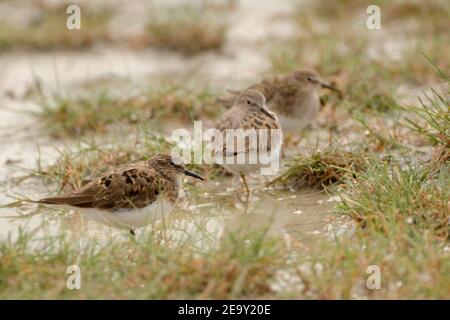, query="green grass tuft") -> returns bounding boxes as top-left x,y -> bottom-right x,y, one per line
142,3 -> 229,55
27,133 -> 172,192
34,86 -> 220,138
0,223 -> 285,299
337,161 -> 449,240
269,146 -> 368,189
0,2 -> 113,51
402,65 -> 449,163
